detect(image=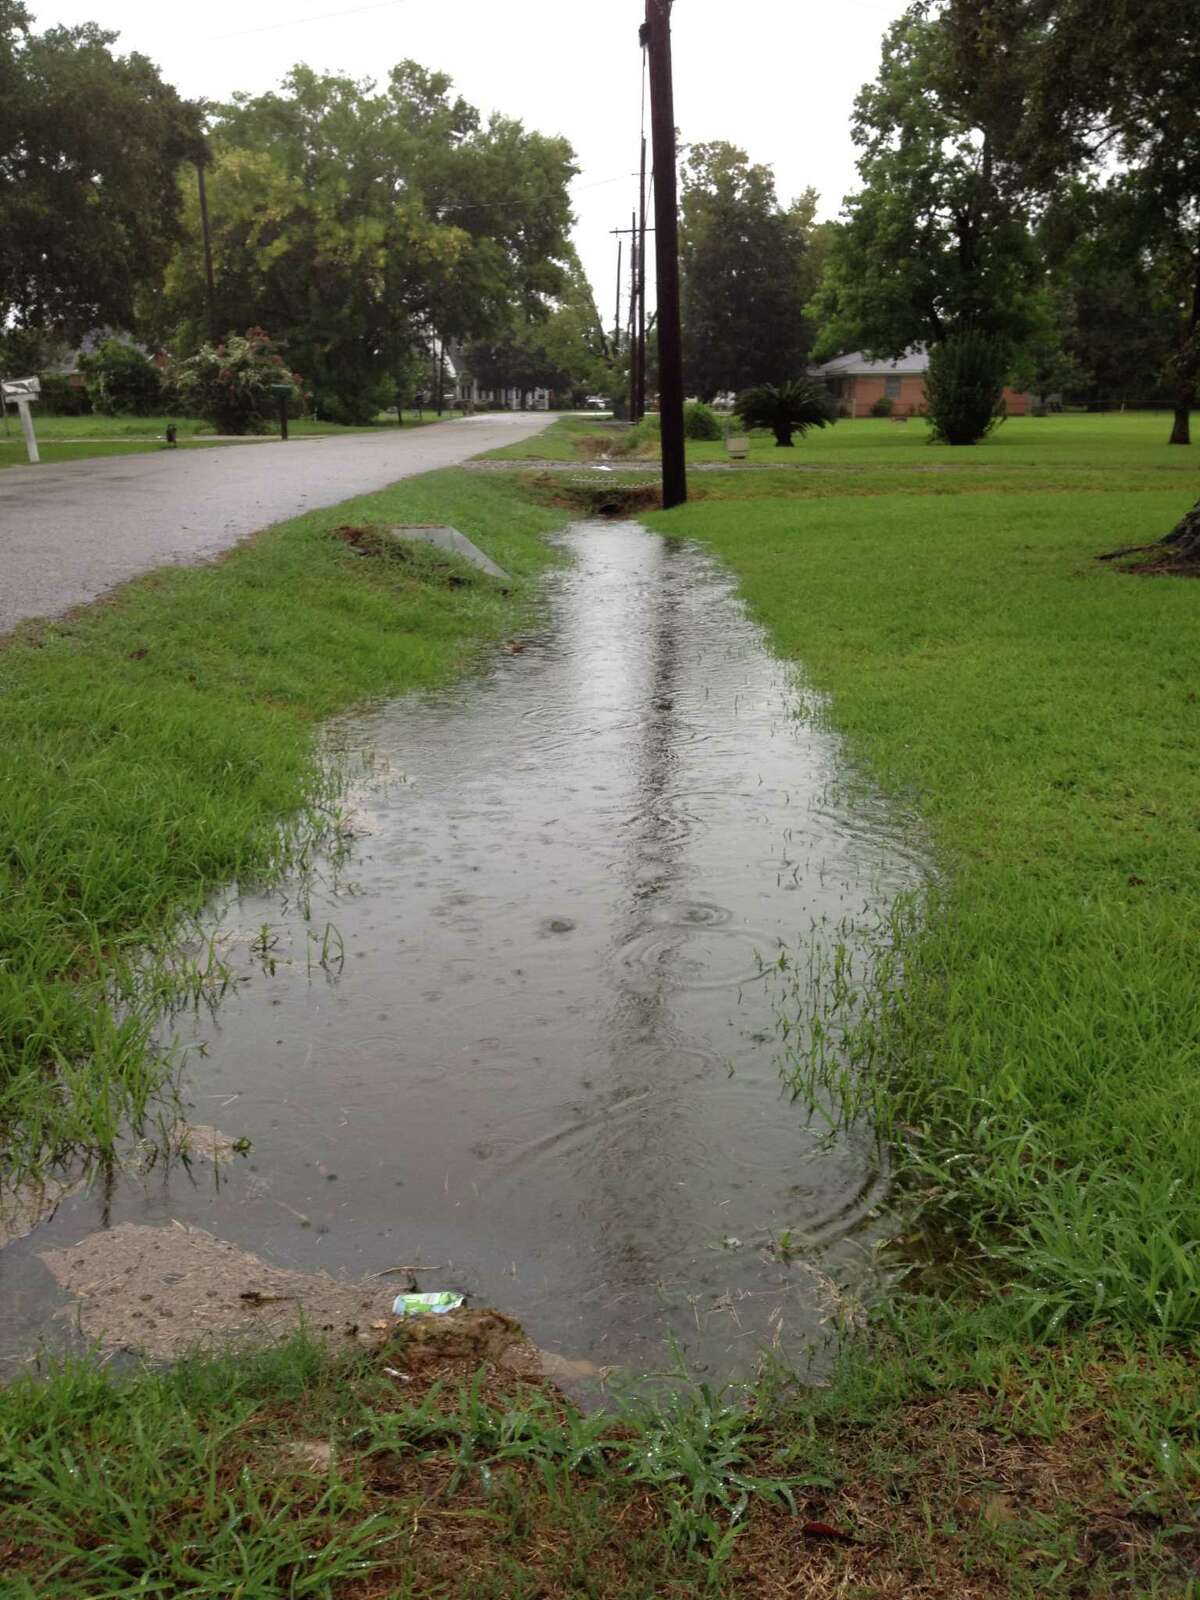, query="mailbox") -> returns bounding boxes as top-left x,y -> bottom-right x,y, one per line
270,382 -> 295,440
